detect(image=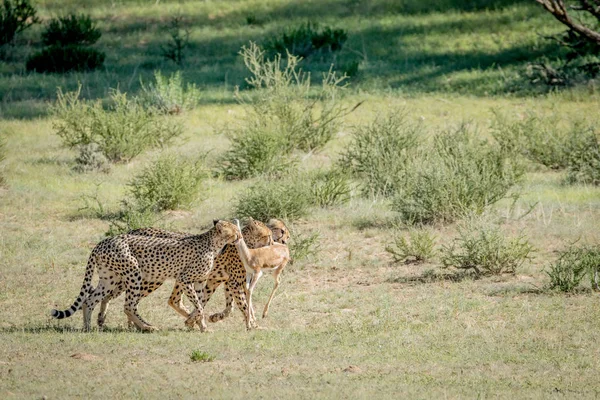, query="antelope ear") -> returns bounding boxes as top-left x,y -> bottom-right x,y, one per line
213,219 -> 219,226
